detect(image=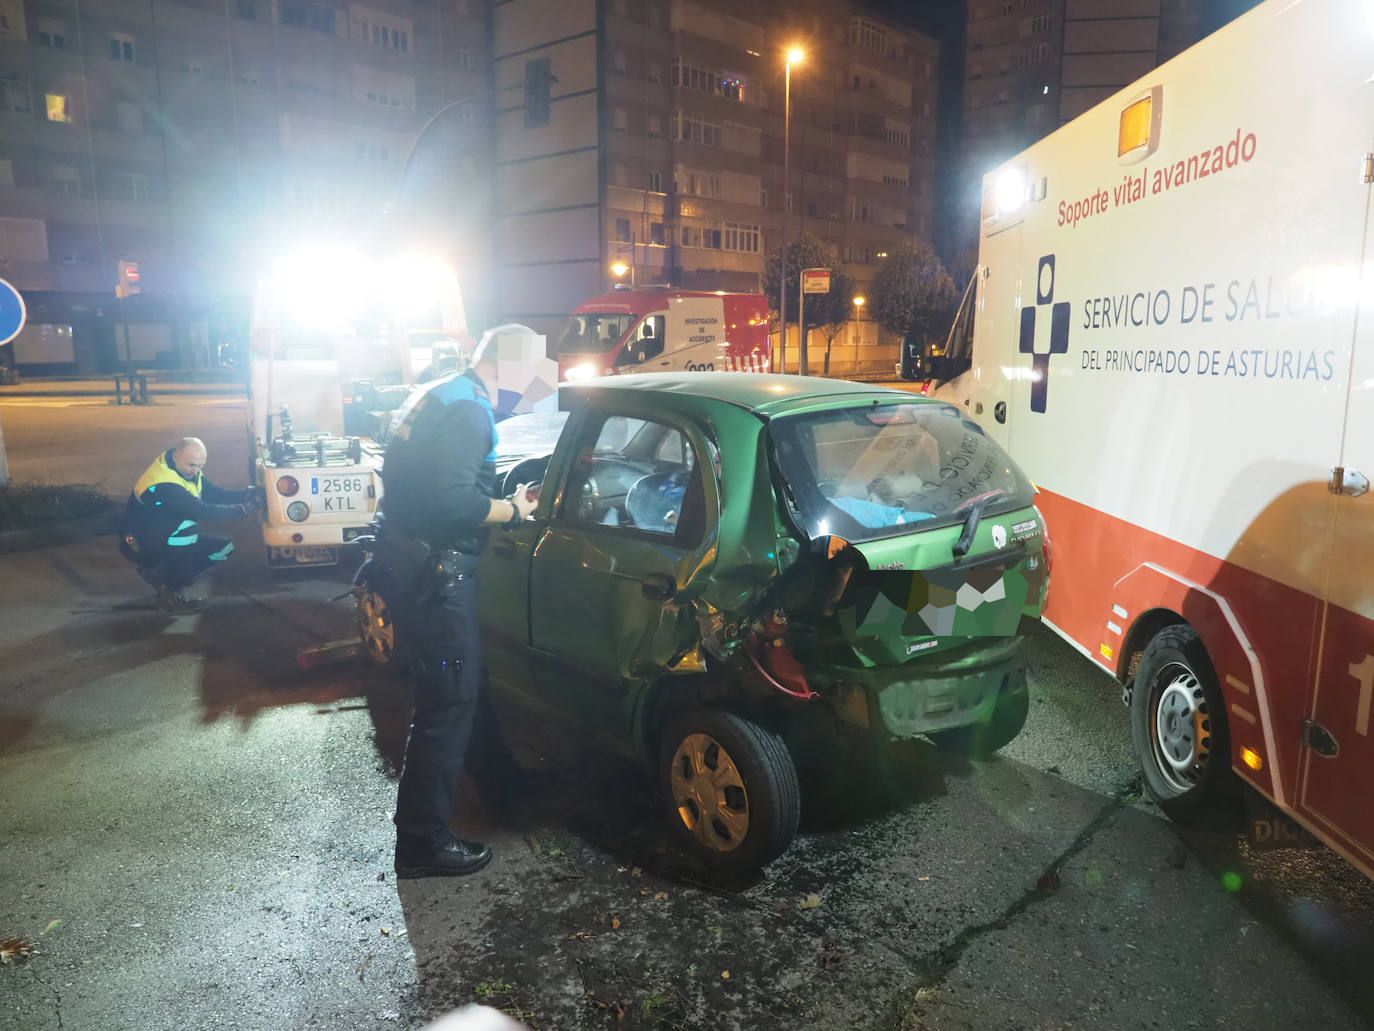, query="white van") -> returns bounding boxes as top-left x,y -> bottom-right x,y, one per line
933,0 -> 1373,878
